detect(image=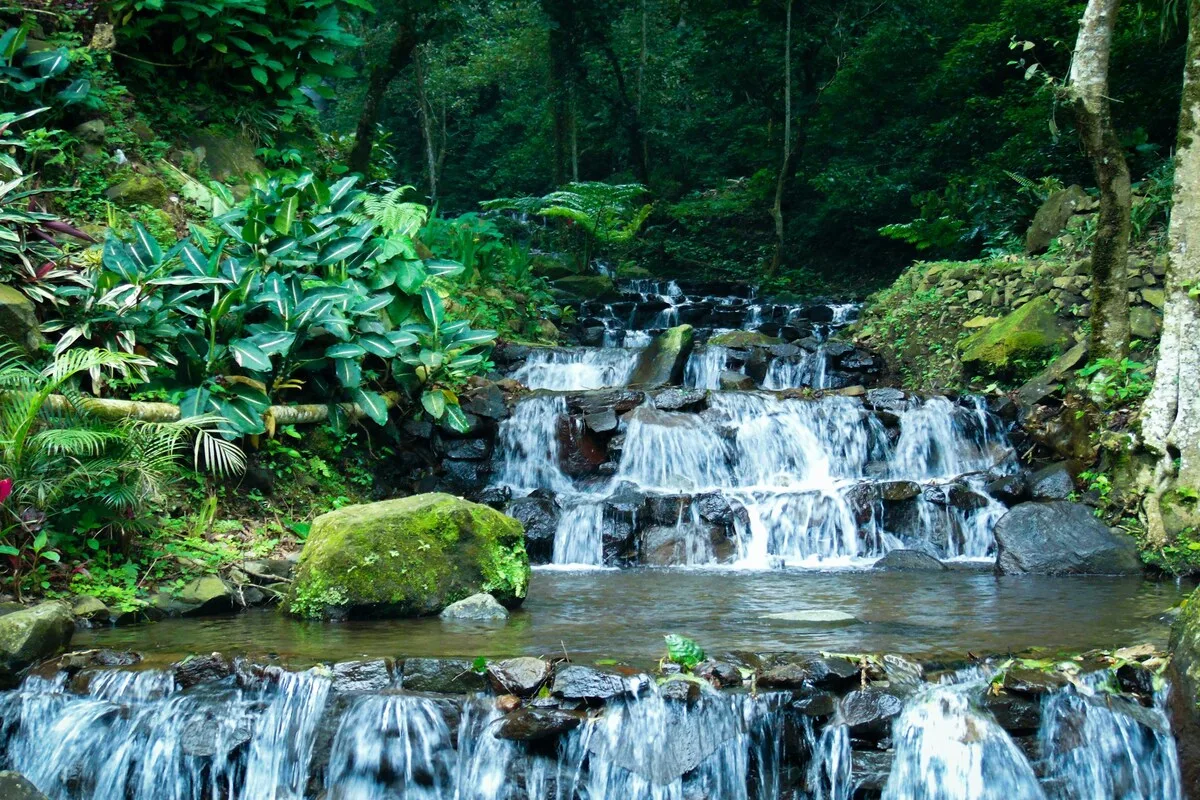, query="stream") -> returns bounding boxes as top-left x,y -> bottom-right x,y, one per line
1,279 -> 1190,799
